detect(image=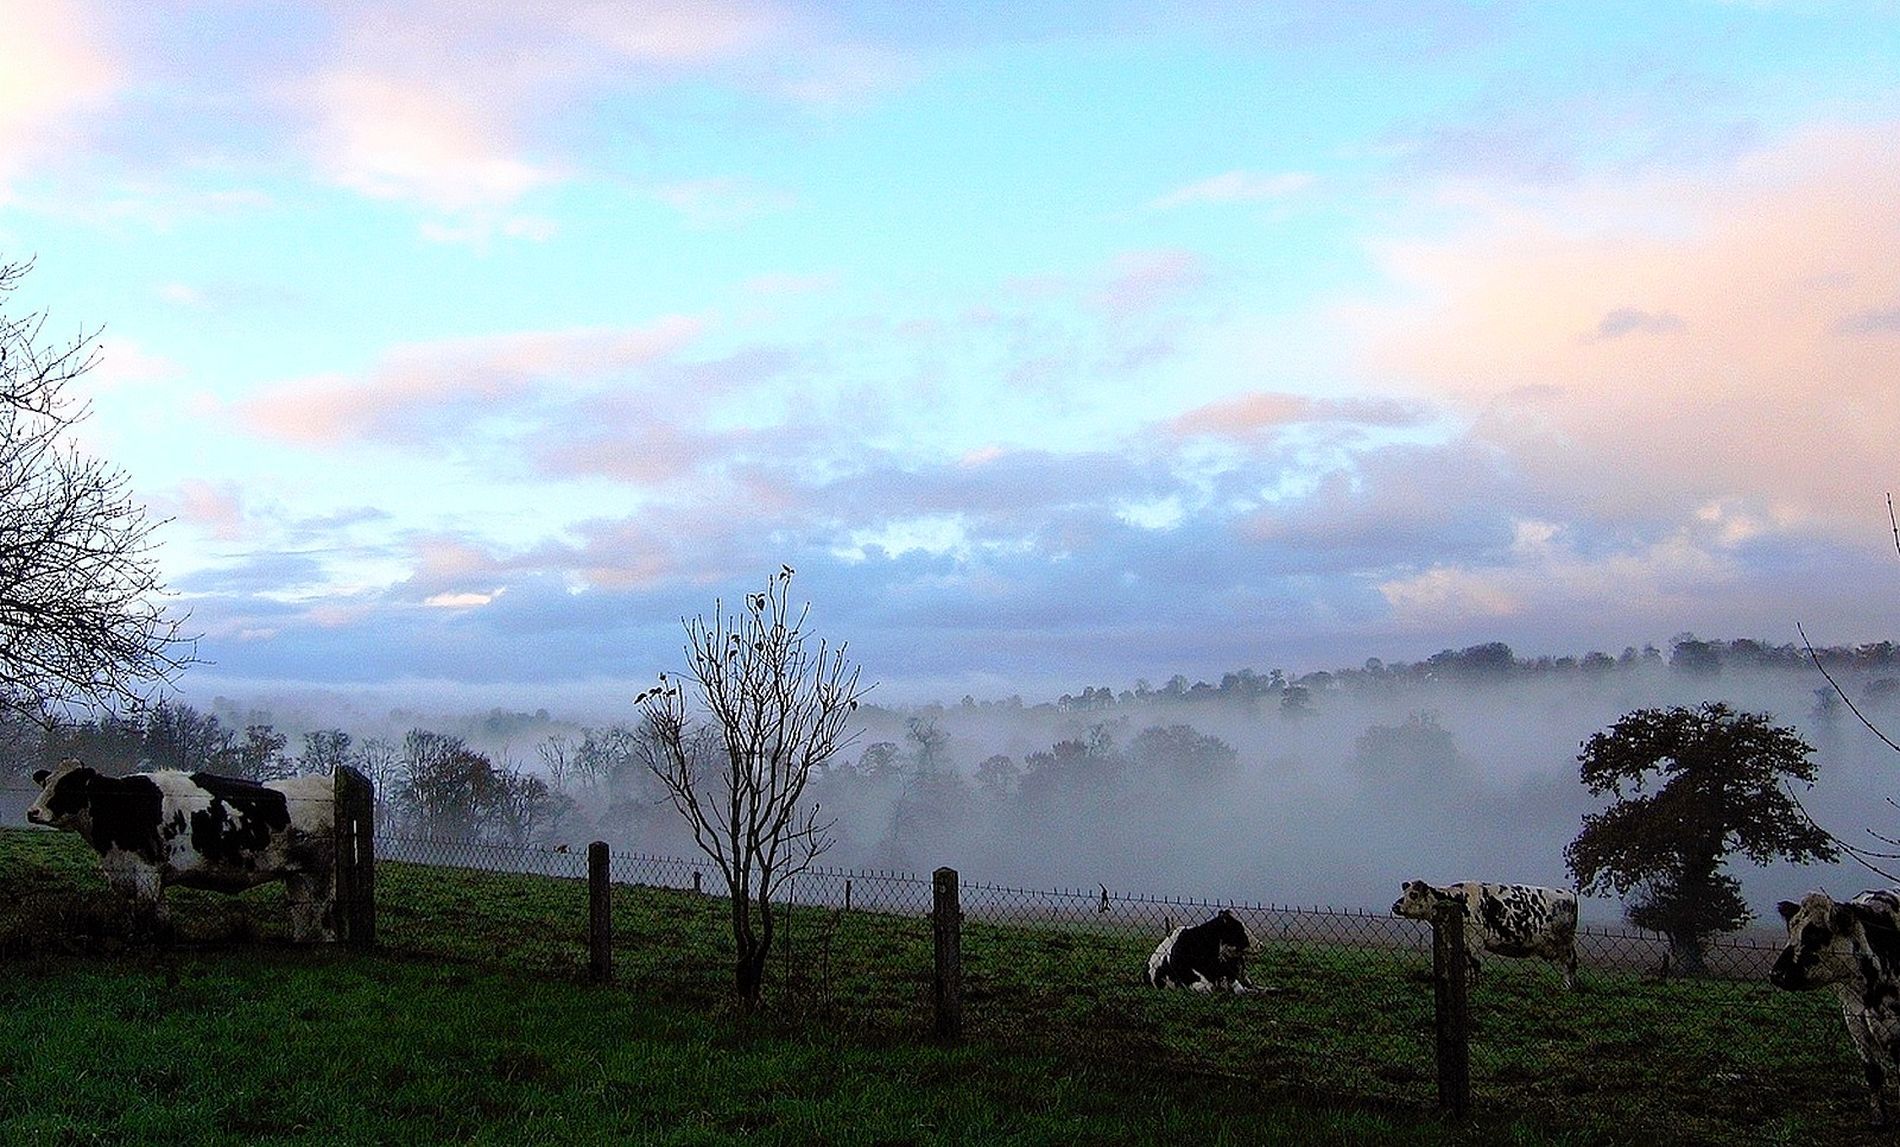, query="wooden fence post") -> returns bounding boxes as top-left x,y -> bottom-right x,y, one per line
932,866 -> 963,1043
332,766 -> 375,947
589,841 -> 612,984
1432,900 -> 1470,1118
